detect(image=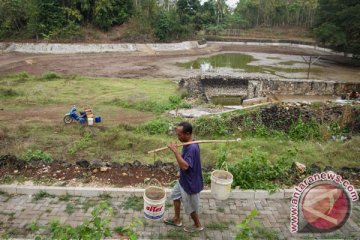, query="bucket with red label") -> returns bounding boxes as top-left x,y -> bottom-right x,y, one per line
143,179 -> 166,220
